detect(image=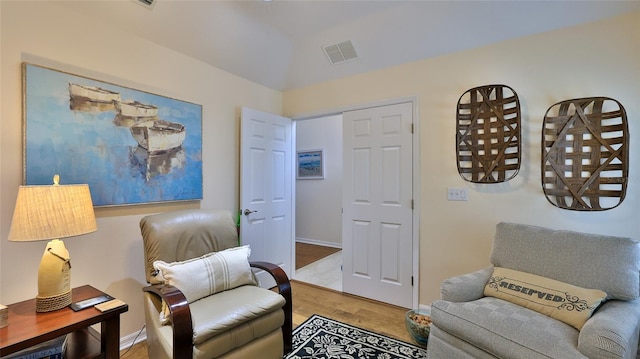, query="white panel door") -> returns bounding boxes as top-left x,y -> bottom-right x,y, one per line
240,107 -> 293,287
342,102 -> 413,308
